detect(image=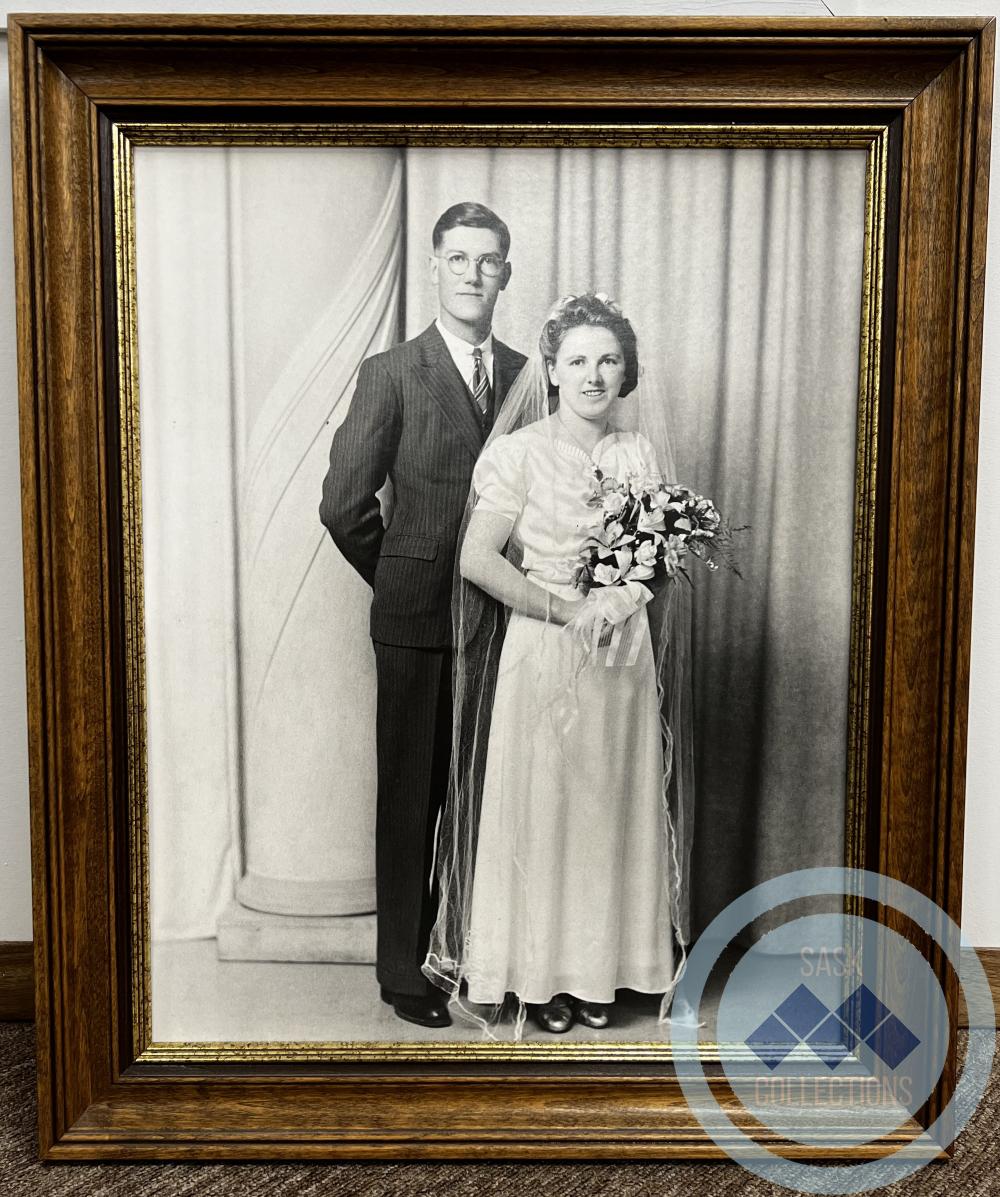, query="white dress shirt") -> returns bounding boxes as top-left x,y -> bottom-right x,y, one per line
435,318 -> 495,392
